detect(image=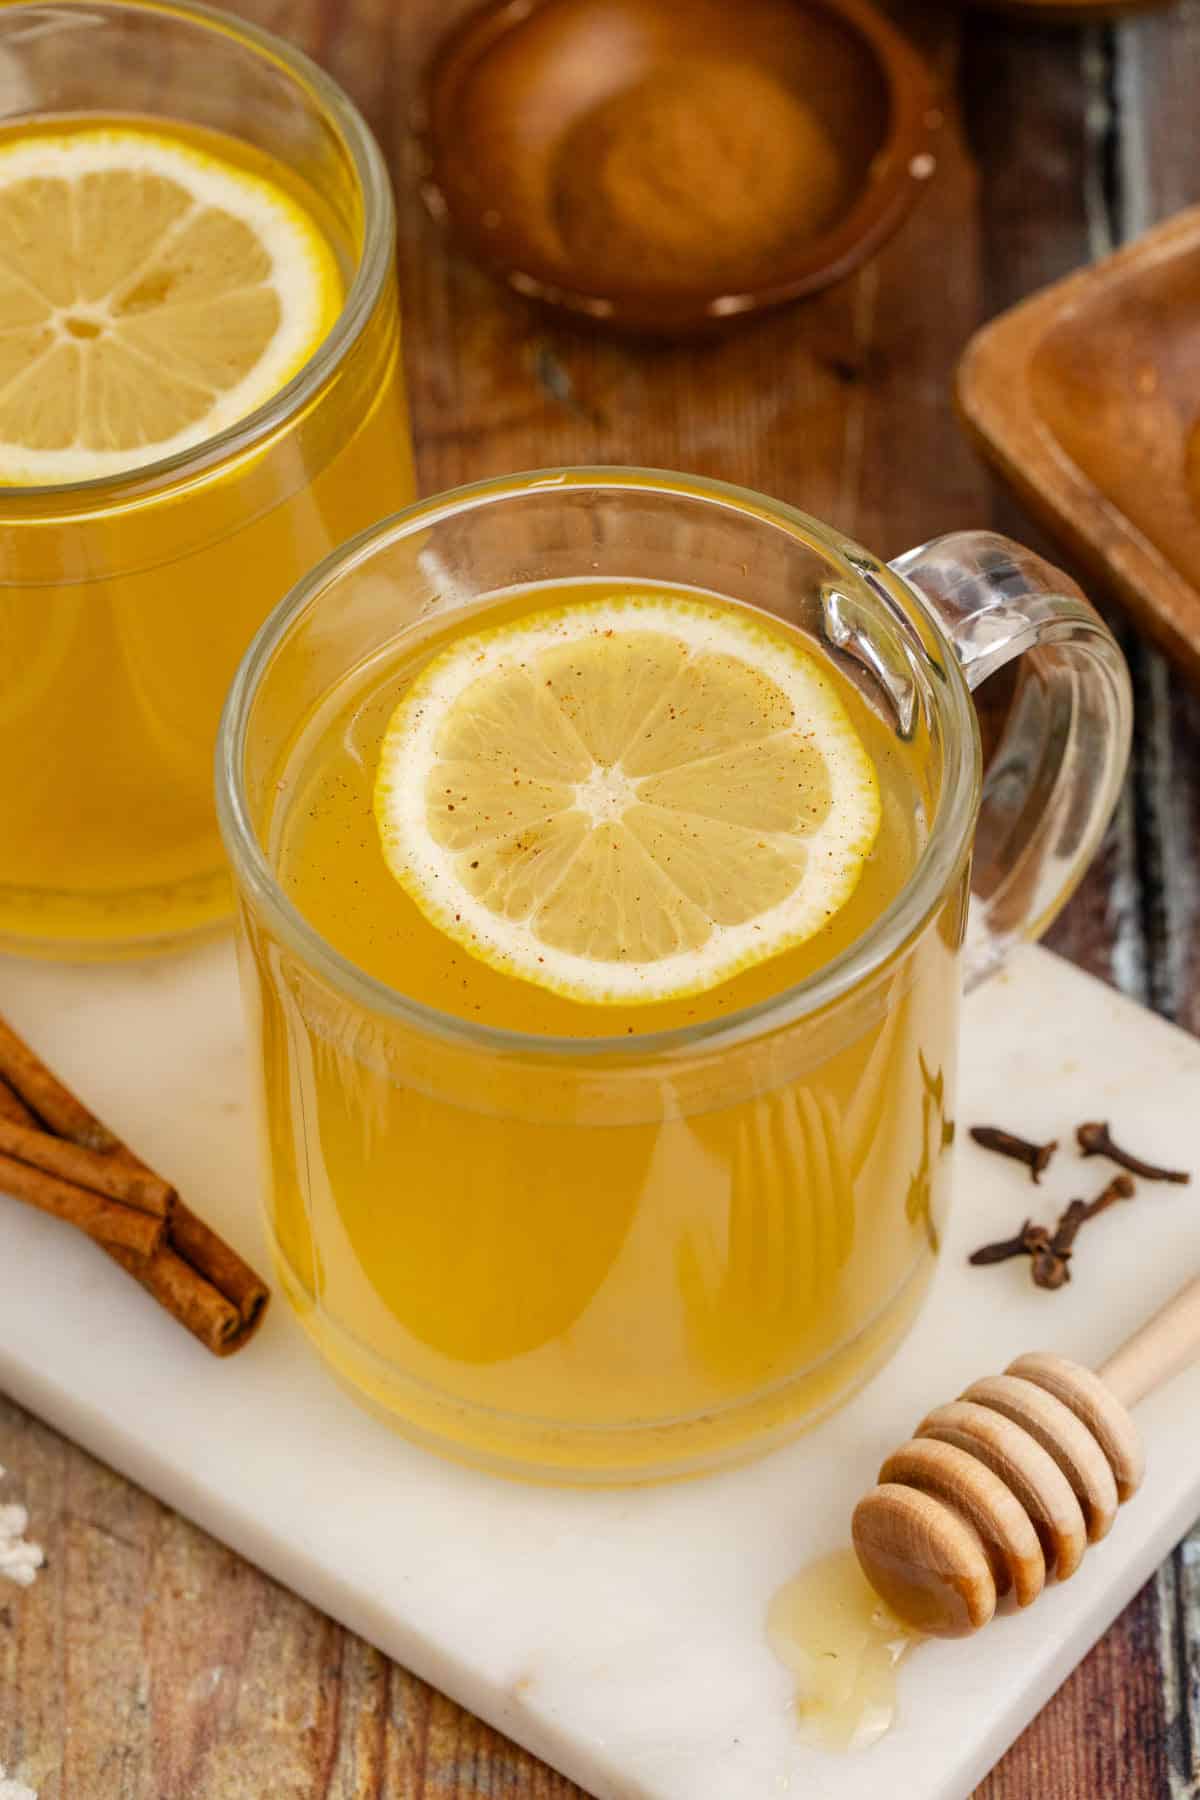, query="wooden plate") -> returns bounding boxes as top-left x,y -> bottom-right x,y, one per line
958,206 -> 1200,689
